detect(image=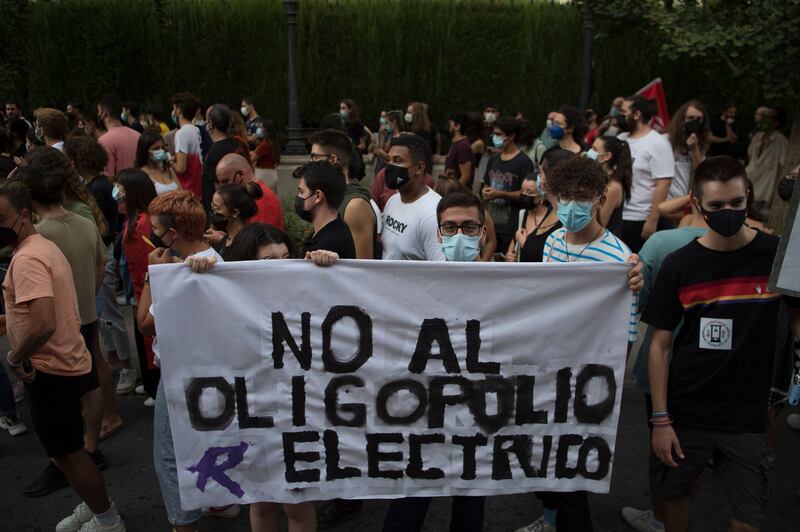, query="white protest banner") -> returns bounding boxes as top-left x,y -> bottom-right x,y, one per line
150,259 -> 633,508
